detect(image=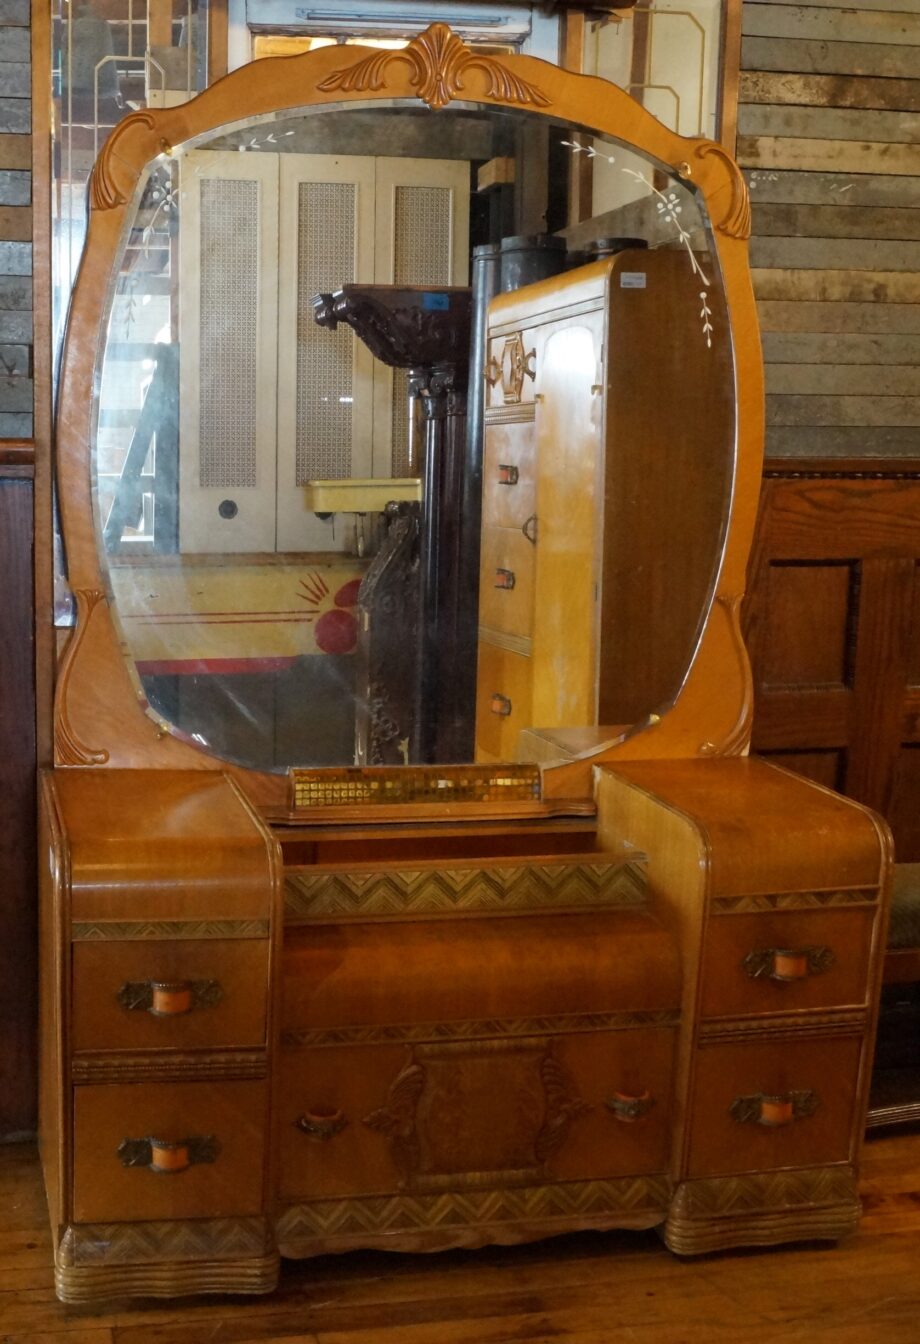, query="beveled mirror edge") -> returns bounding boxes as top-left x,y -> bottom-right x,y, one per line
52,22 -> 764,814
